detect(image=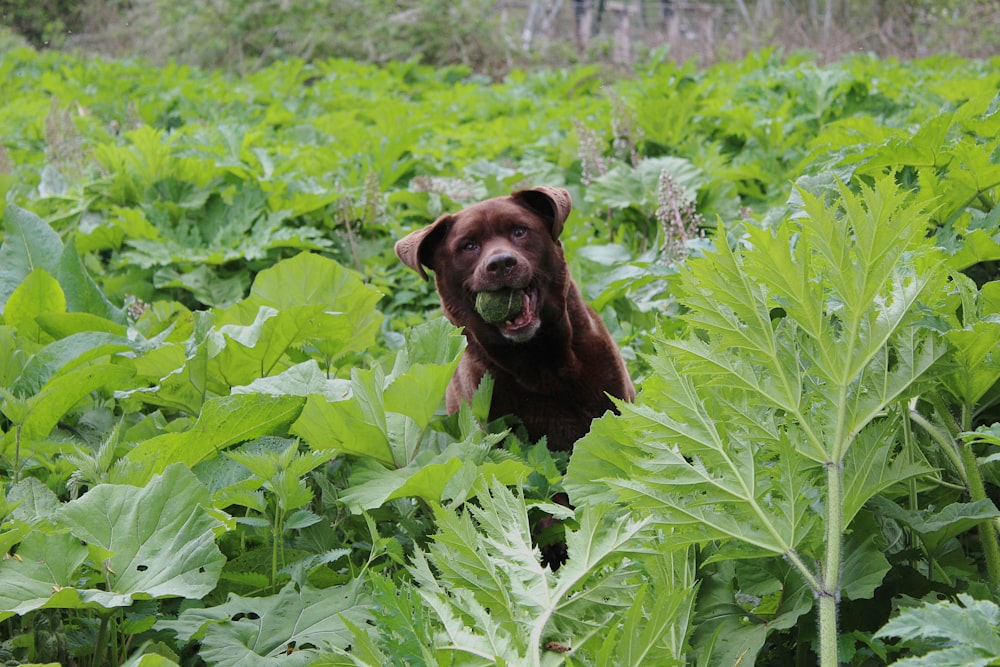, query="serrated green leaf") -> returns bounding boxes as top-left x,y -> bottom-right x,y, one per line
405,478 -> 688,664
841,421 -> 936,527
868,496 -> 1000,554
942,320 -> 1000,407
876,593 -> 1000,667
